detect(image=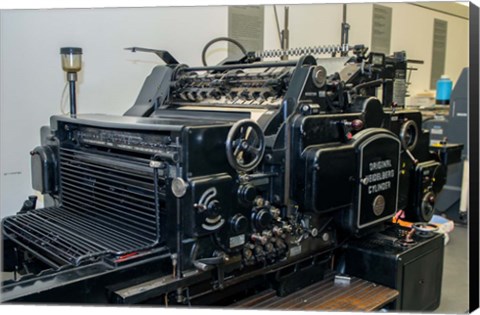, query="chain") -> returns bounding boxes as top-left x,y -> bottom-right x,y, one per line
255,44 -> 350,59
